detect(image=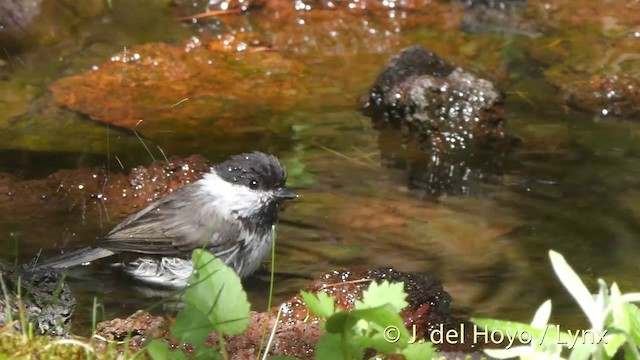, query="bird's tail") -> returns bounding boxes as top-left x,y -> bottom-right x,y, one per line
32,247 -> 115,270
